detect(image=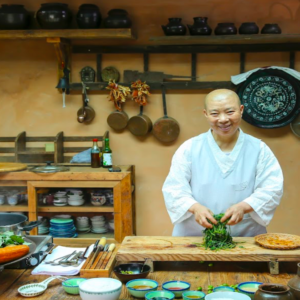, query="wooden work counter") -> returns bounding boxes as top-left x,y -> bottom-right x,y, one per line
0,261 -> 297,300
